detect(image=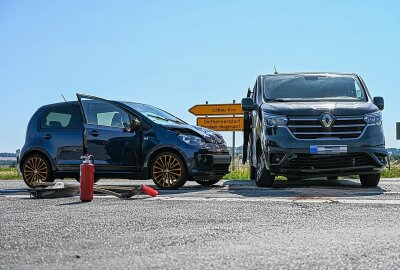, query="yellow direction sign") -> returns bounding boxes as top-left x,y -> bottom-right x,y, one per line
189,104 -> 243,116
197,117 -> 243,131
